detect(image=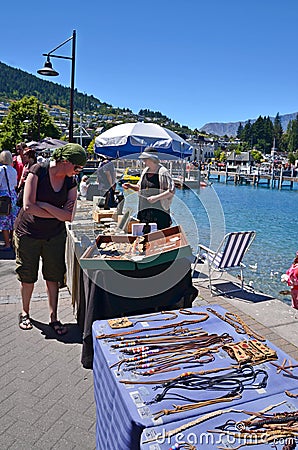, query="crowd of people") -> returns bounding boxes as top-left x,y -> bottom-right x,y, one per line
0,143 -> 47,251
0,142 -> 87,334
